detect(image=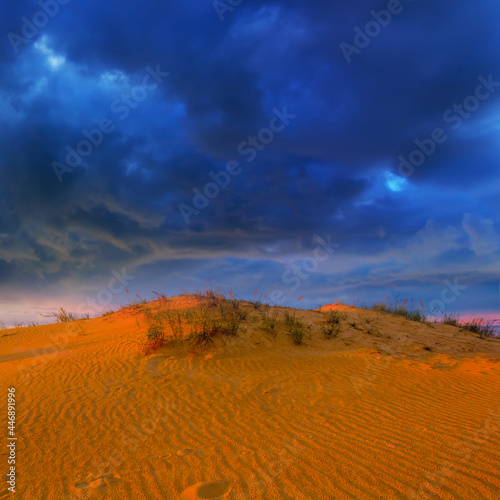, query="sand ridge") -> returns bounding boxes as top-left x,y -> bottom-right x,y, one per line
0,297 -> 499,499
